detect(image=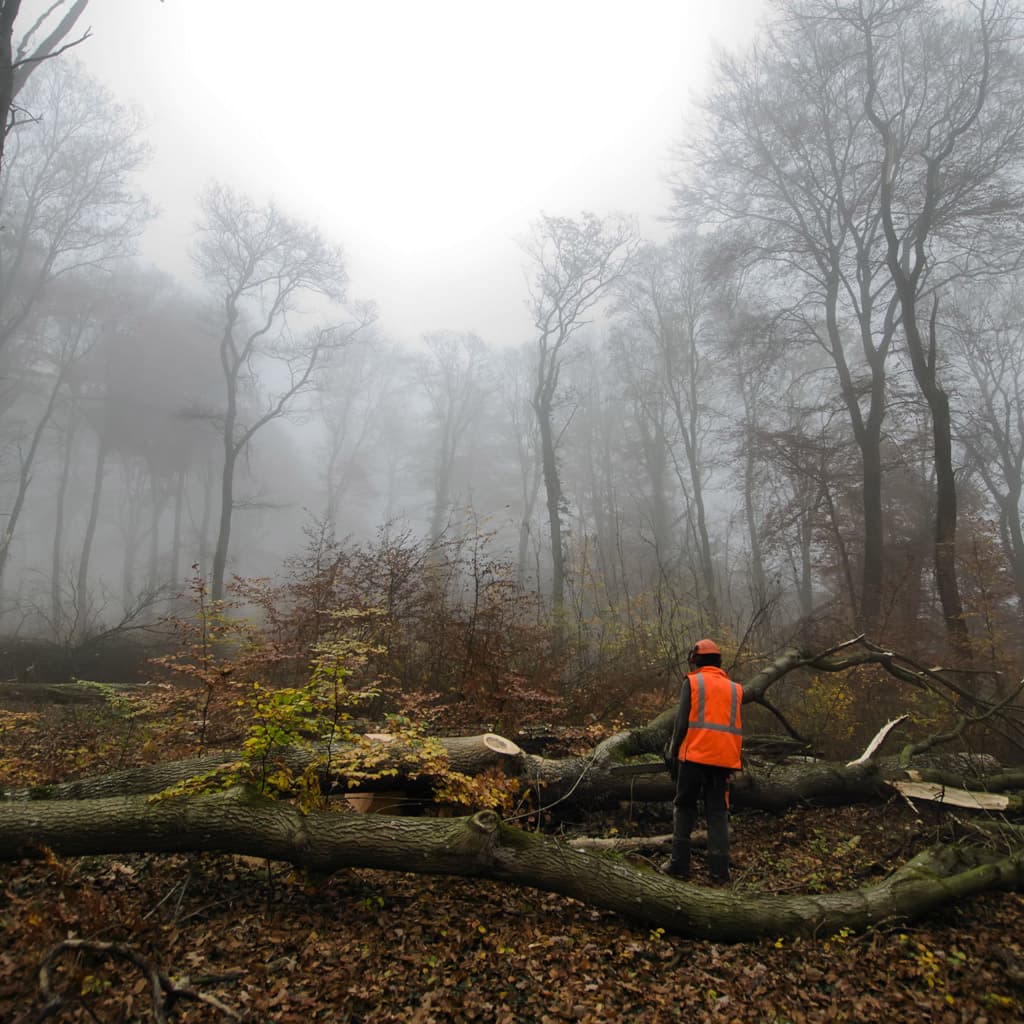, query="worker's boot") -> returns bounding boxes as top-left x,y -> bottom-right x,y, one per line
708,853 -> 731,885
663,840 -> 691,879
706,807 -> 731,884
